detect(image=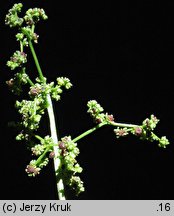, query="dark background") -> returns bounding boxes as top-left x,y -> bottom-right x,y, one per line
0,0 -> 174,199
